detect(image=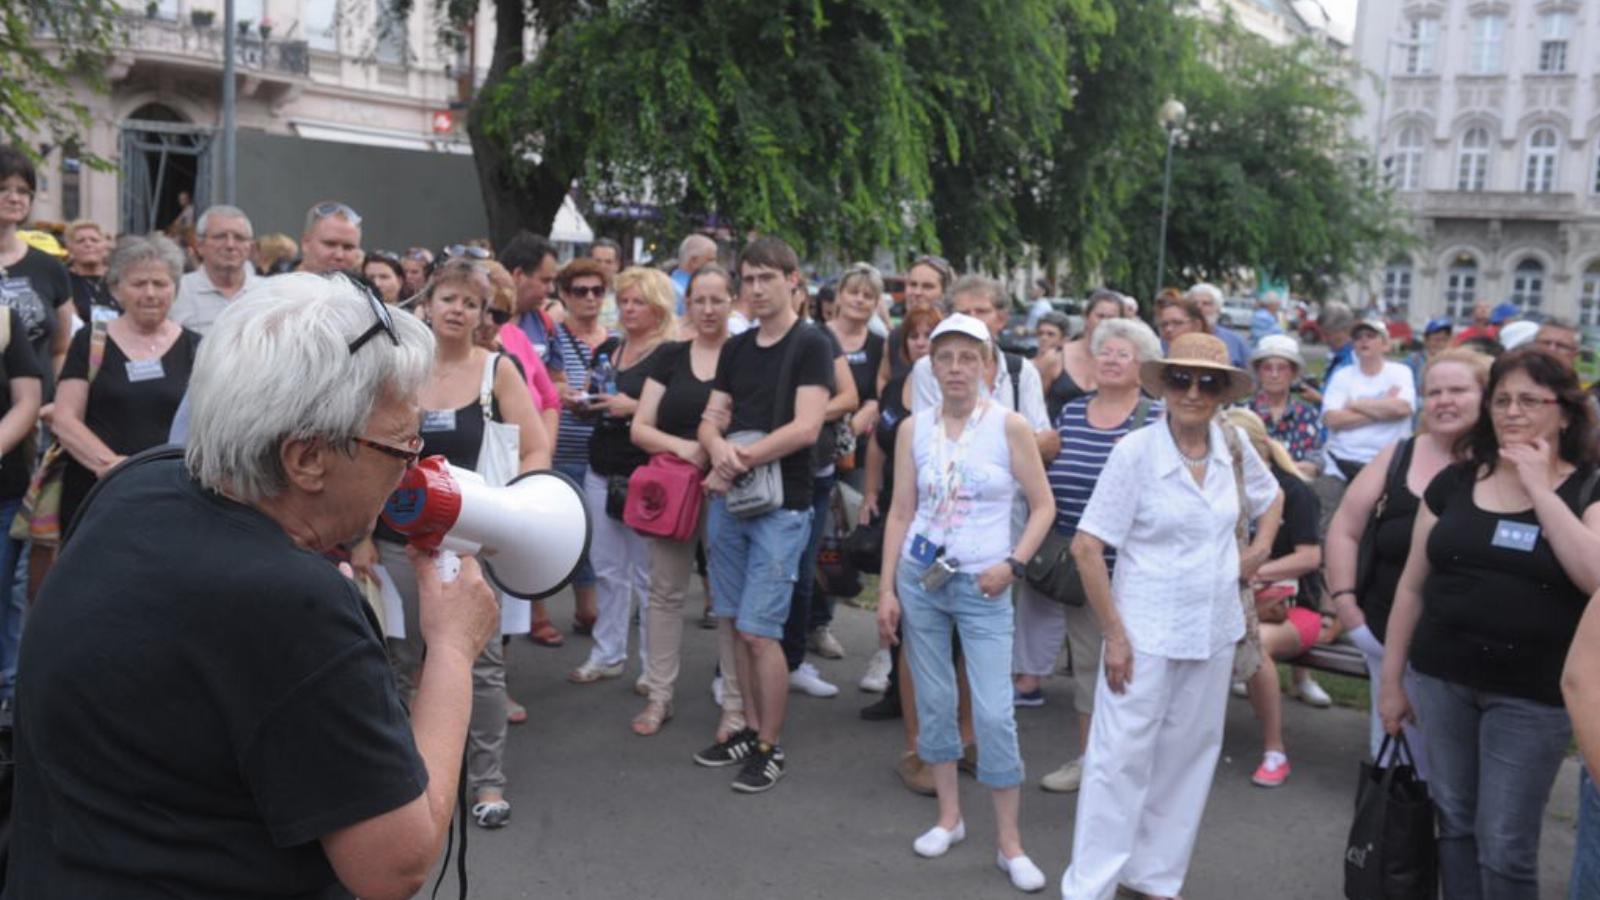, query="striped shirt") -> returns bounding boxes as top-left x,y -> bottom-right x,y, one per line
552,323 -> 613,468
1048,394 -> 1164,548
